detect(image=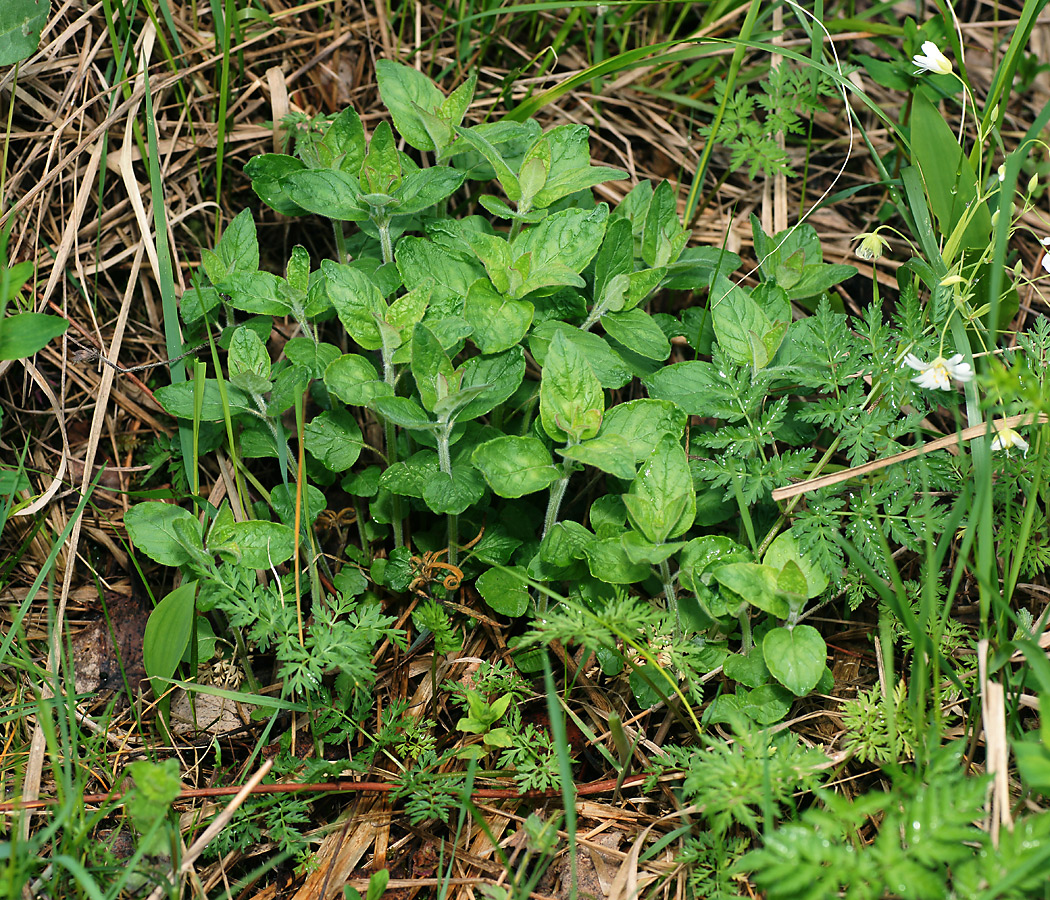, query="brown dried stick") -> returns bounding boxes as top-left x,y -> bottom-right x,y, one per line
143,758 -> 274,900
772,412 -> 1050,502
67,334 -> 206,375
